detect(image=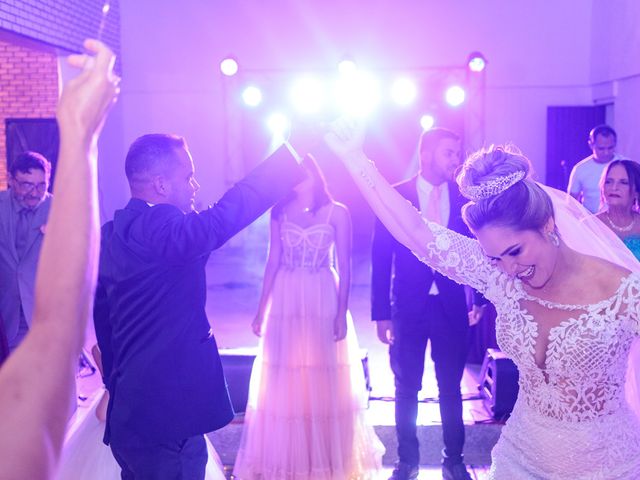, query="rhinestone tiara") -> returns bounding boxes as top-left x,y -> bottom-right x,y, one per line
459,170 -> 526,201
